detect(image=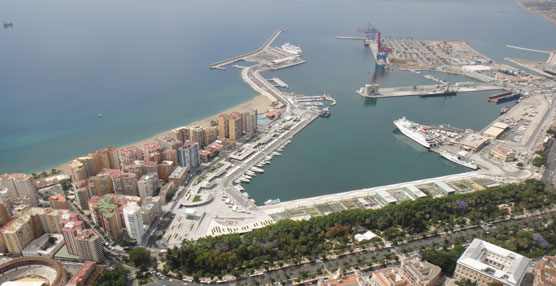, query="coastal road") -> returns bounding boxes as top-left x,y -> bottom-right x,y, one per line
144,211 -> 556,286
